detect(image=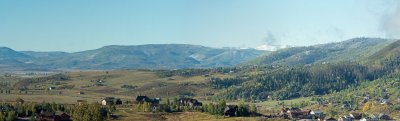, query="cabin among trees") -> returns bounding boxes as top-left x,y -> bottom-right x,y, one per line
178,98 -> 202,106
135,96 -> 150,103
135,96 -> 162,112
223,105 -> 238,117
135,96 -> 160,105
